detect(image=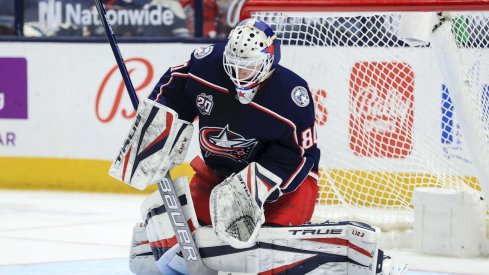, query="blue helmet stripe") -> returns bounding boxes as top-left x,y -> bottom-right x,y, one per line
239,18 -> 276,39
253,20 -> 276,38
